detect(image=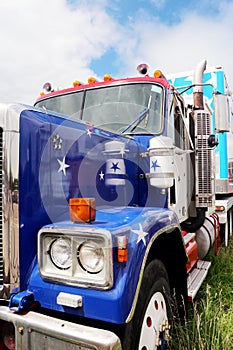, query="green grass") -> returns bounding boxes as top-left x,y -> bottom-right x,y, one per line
172,237 -> 233,350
